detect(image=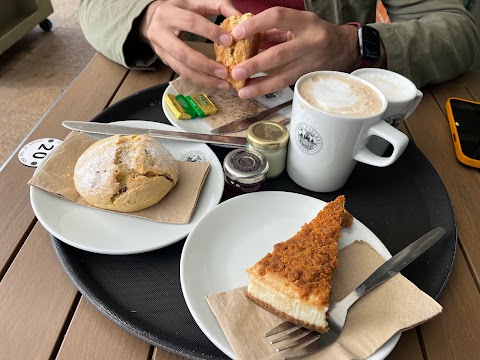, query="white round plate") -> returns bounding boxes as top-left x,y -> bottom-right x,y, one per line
161,74 -> 294,135
30,121 -> 224,255
180,191 -> 401,359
